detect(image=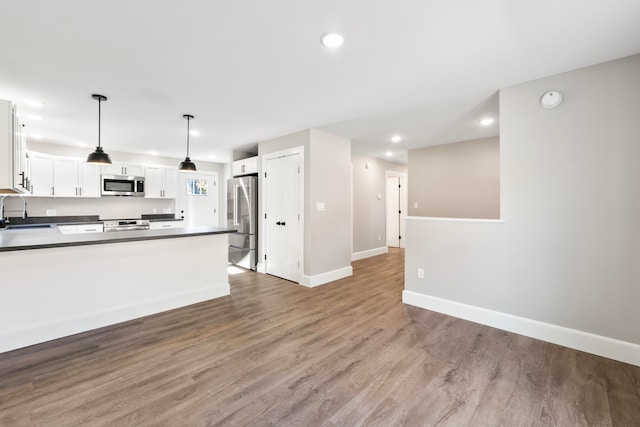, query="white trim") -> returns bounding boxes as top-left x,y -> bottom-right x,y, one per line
402,290 -> 640,367
300,266 -> 353,288
1,284 -> 229,353
405,216 -> 504,223
352,246 -> 388,261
